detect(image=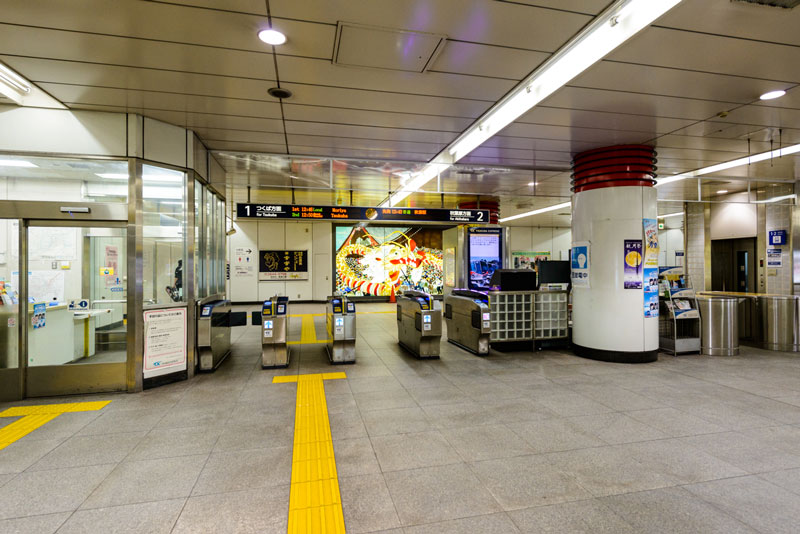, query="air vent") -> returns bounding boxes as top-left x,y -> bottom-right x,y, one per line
732,0 -> 800,8
333,22 -> 446,73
